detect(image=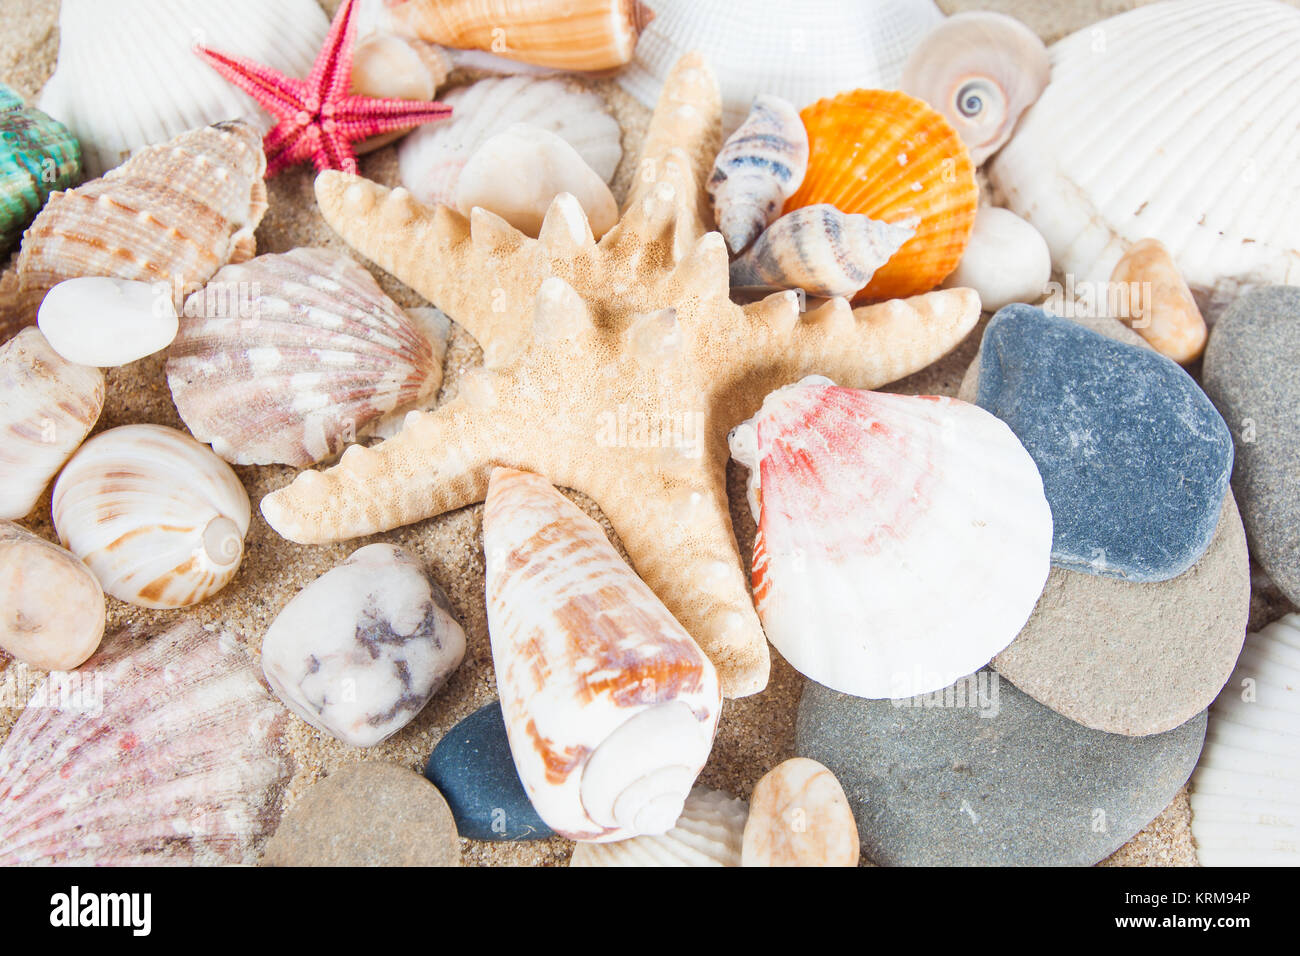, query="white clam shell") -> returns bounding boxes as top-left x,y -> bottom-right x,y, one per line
0,327 -> 104,520
942,205 -> 1051,311
1190,613 -> 1300,866
729,376 -> 1052,700
988,0 -> 1300,320
570,787 -> 748,866
38,277 -> 179,367
52,424 -> 251,609
37,0 -> 329,177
